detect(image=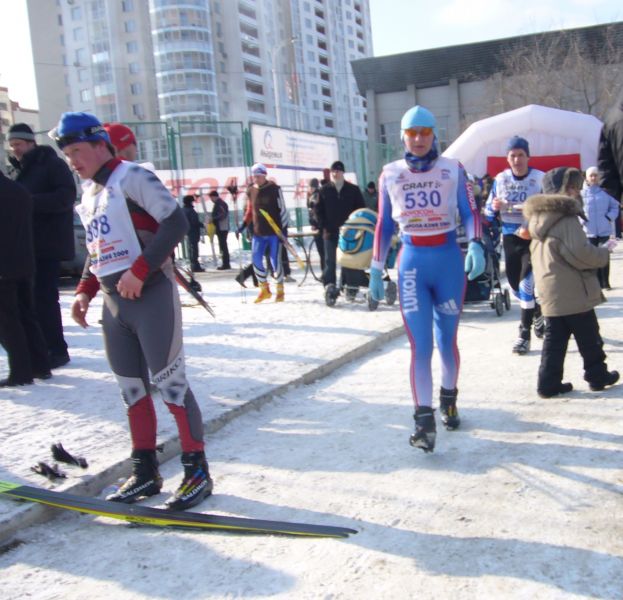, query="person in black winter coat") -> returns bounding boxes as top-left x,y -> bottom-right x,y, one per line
8,123 -> 76,368
316,160 -> 365,287
209,190 -> 231,270
182,195 -> 204,272
597,88 -> 623,238
0,172 -> 52,386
